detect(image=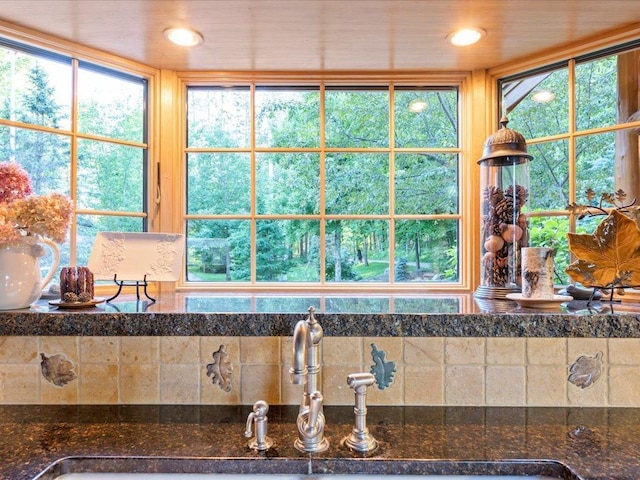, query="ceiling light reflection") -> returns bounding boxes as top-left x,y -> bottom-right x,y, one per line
532,90 -> 555,103
409,99 -> 428,112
